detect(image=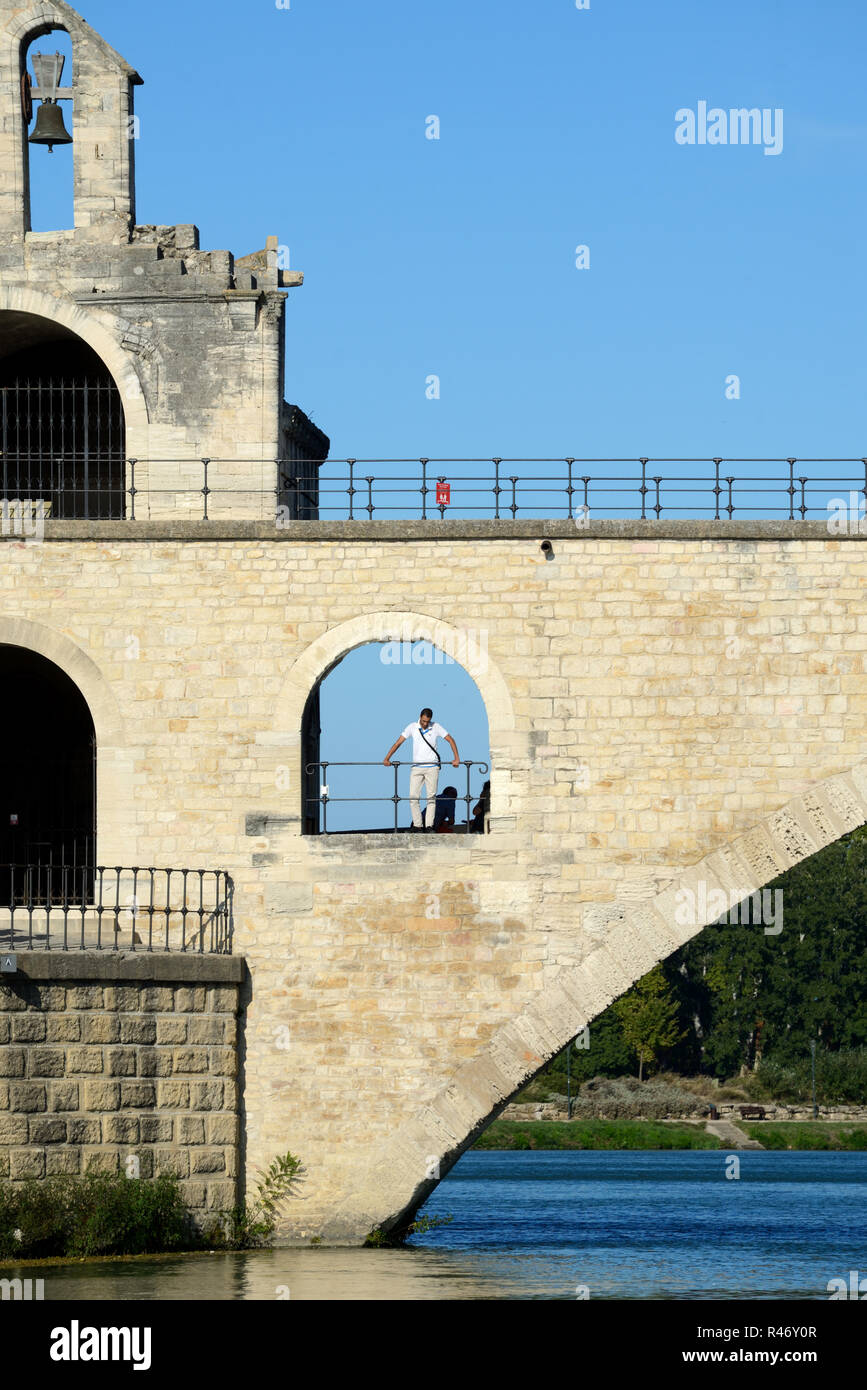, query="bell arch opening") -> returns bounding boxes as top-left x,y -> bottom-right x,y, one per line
0,311 -> 126,518
0,645 -> 96,904
22,28 -> 75,233
301,639 -> 491,835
